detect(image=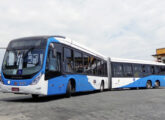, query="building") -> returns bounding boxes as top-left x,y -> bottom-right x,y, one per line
152,48 -> 165,63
